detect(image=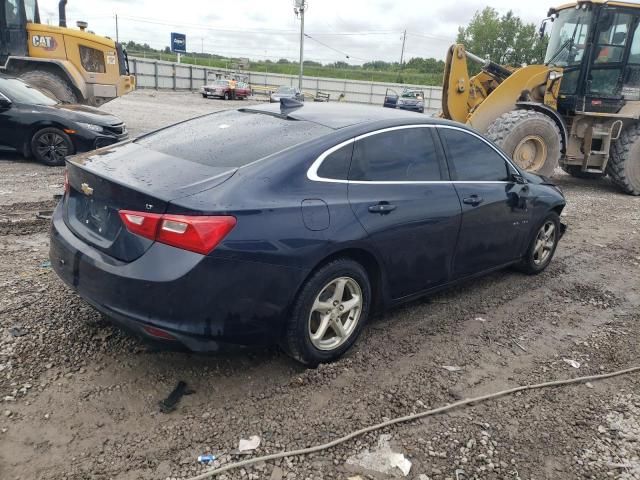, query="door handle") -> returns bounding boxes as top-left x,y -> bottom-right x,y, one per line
368,202 -> 397,214
462,195 -> 484,206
